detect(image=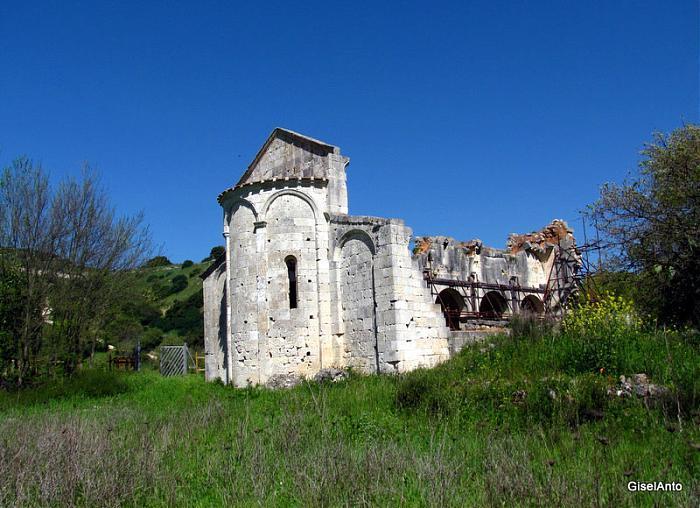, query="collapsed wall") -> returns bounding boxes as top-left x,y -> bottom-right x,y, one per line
412,220 -> 581,327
